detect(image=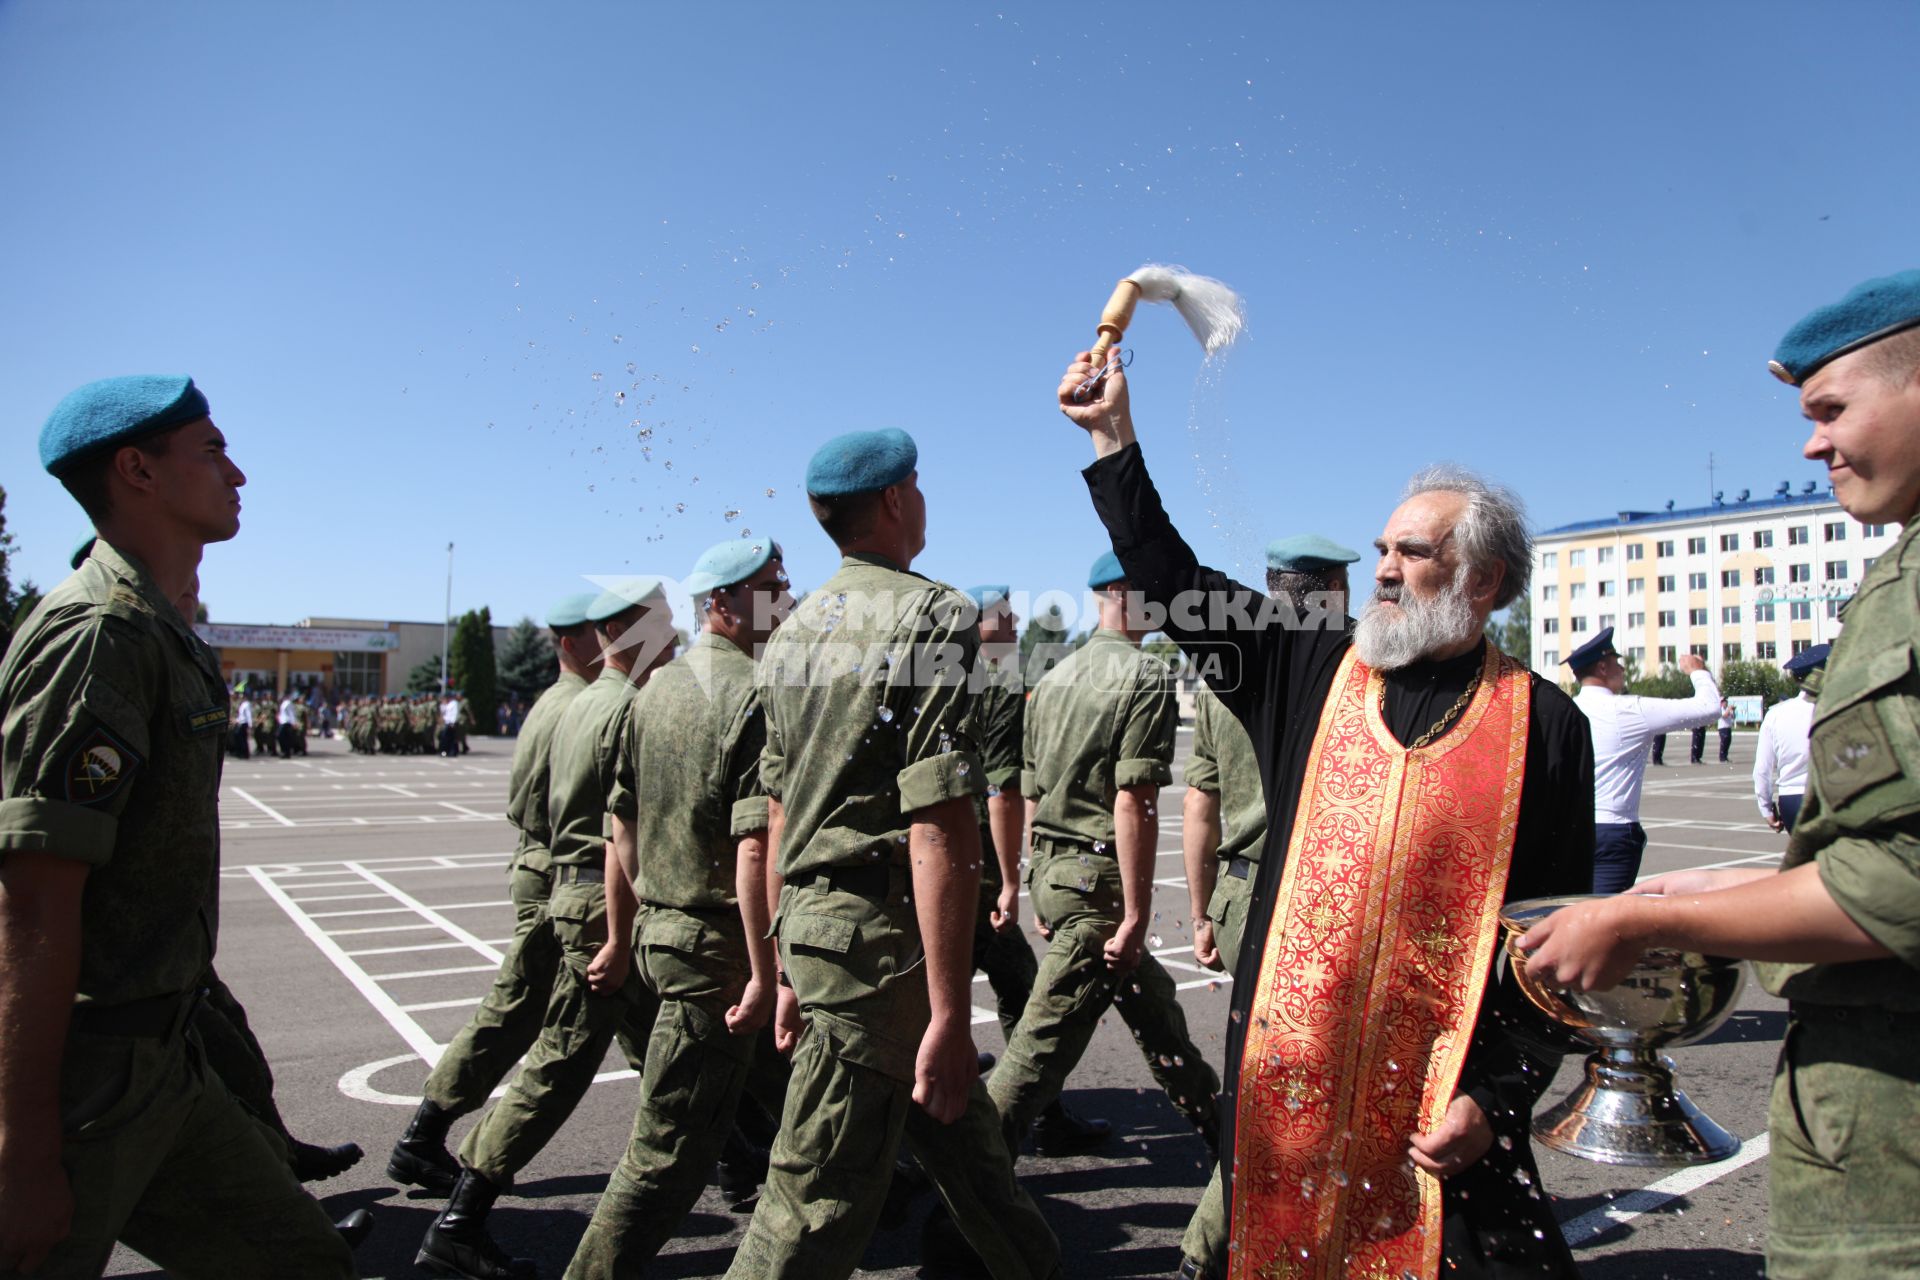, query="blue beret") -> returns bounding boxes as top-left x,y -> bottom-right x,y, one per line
964,584 -> 1011,610
40,375 -> 211,475
1266,534 -> 1361,573
1088,550 -> 1126,589
545,591 -> 599,629
1770,270 -> 1920,386
586,576 -> 666,624
1563,626 -> 1617,673
805,428 -> 918,497
1783,643 -> 1831,676
70,536 -> 96,571
685,537 -> 783,597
